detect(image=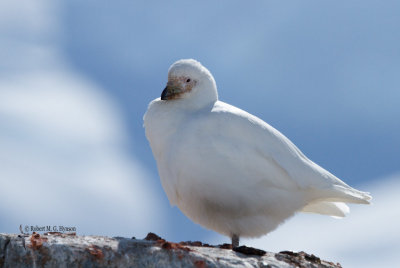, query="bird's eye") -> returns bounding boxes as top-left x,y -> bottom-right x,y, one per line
186,78 -> 191,83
